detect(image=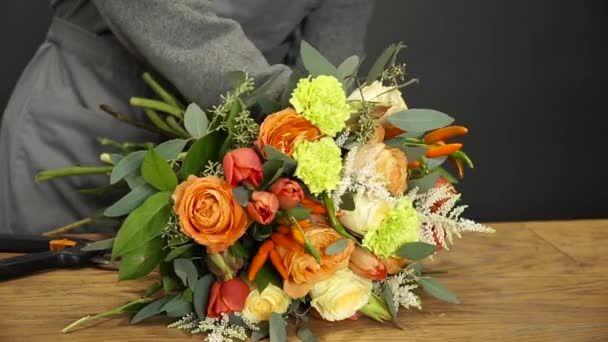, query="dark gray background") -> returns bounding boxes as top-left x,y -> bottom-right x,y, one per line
1,1 -> 606,222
